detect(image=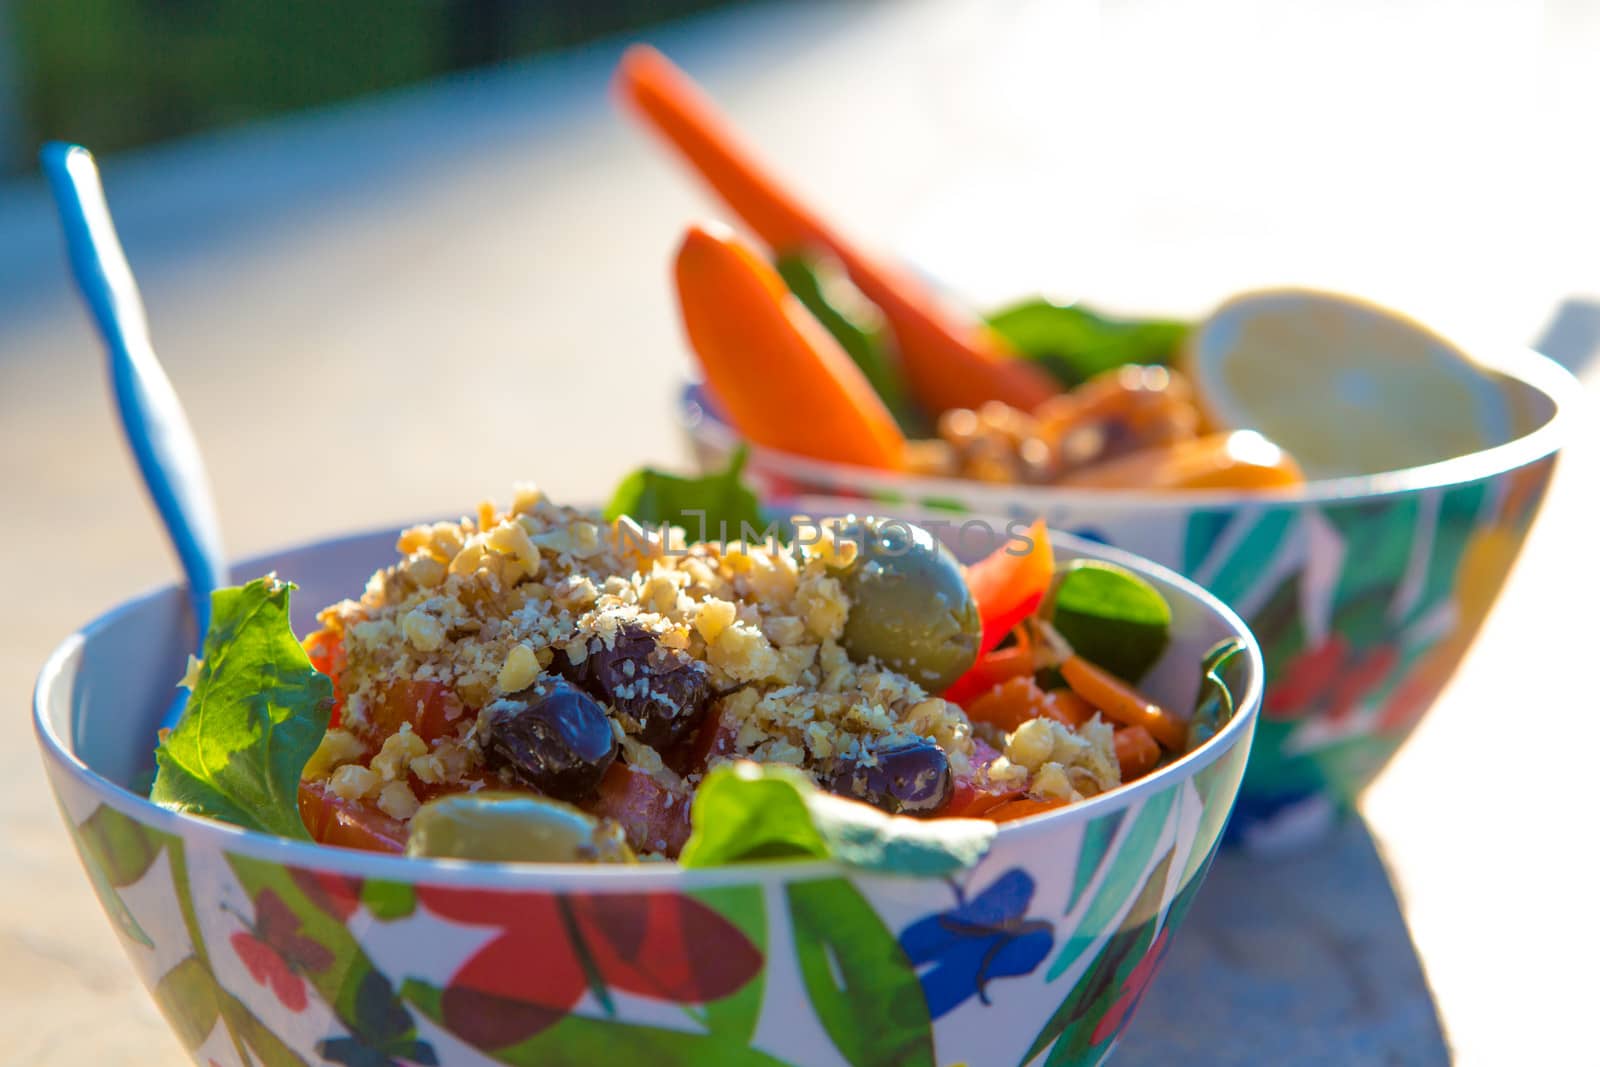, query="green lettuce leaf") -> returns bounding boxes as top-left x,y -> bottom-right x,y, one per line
604,447 -> 764,542
1052,560 -> 1172,682
986,298 -> 1189,387
680,762 -> 994,876
150,577 -> 332,839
